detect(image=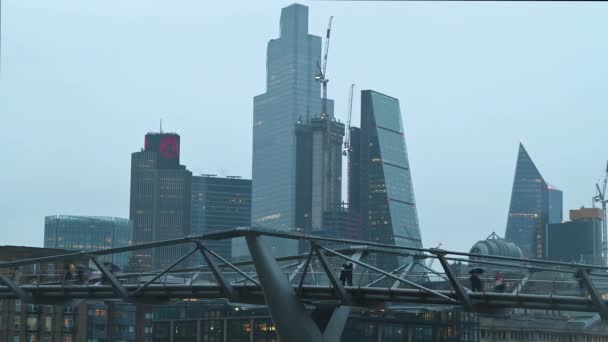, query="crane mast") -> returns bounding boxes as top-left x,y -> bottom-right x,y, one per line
316,16 -> 333,118
343,83 -> 355,156
594,161 -> 608,265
